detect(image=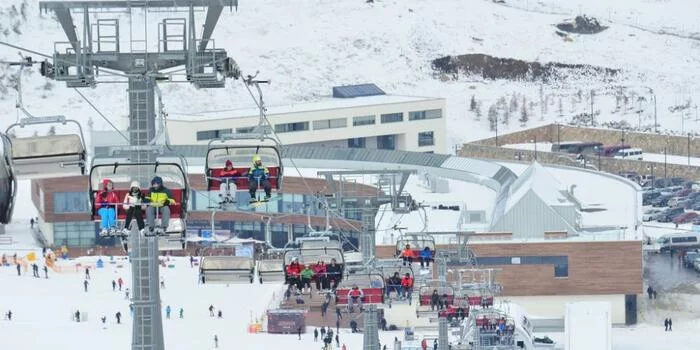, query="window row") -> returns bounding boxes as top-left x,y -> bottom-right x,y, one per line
261,109 -> 442,134
196,128 -> 232,141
